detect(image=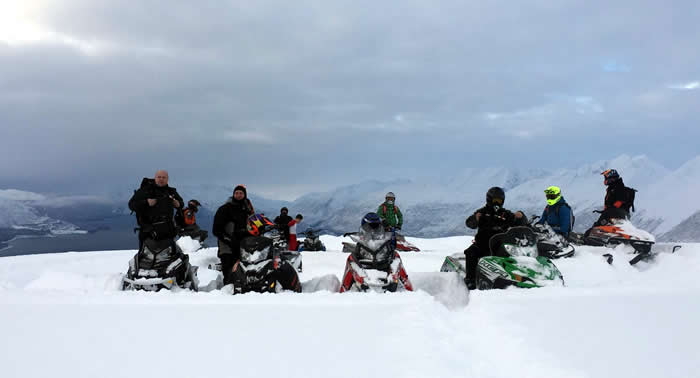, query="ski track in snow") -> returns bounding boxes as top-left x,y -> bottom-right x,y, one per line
0,235 -> 699,378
